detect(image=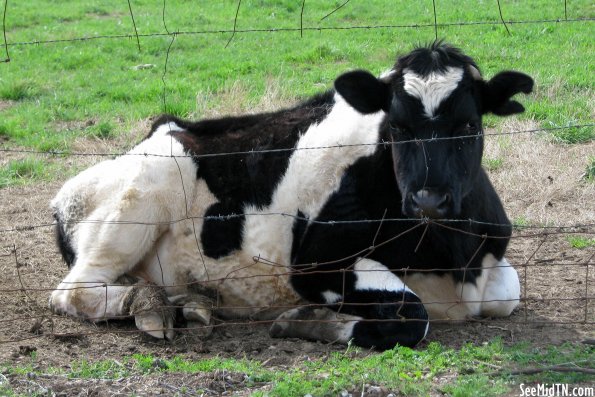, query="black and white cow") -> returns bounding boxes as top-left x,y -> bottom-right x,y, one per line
50,42 -> 532,350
